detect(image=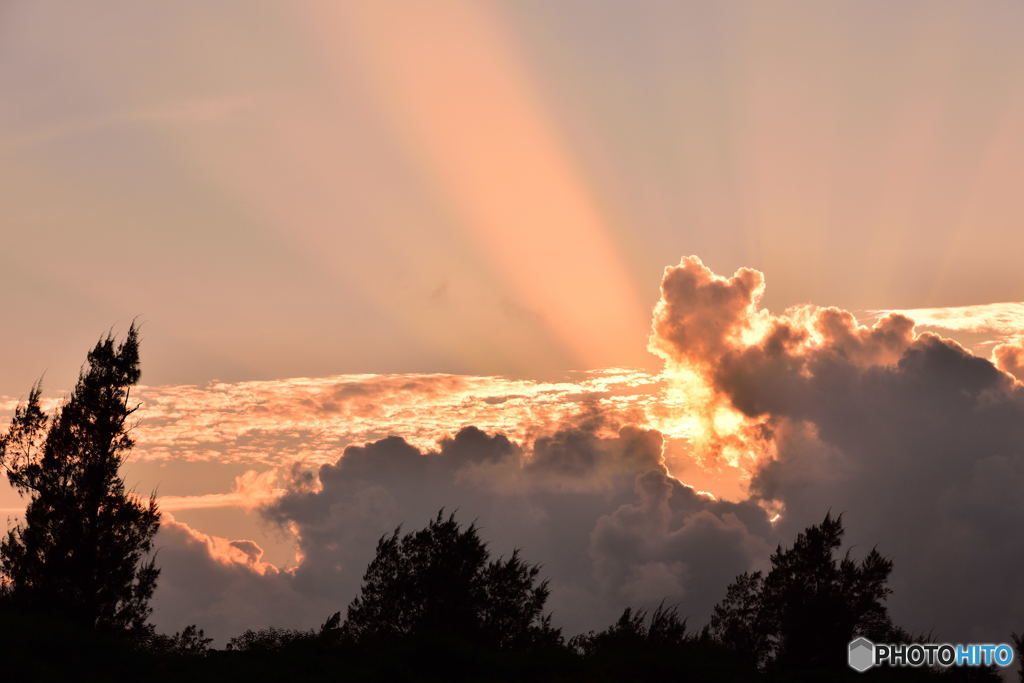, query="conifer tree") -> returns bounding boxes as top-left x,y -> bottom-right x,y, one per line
0,325 -> 160,635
